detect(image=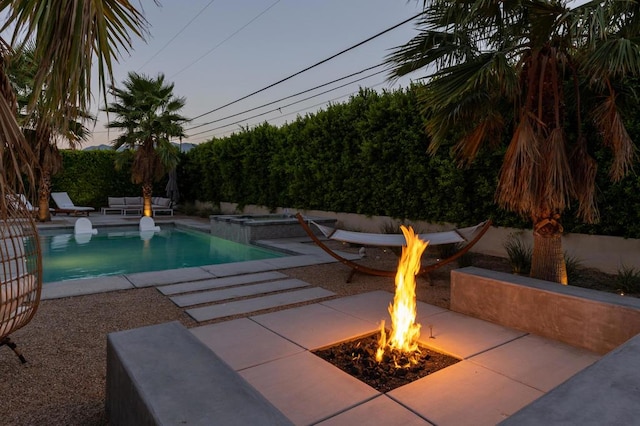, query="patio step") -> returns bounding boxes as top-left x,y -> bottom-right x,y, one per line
160,270 -> 337,322
158,271 -> 289,296
170,278 -> 311,307
186,287 -> 337,322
